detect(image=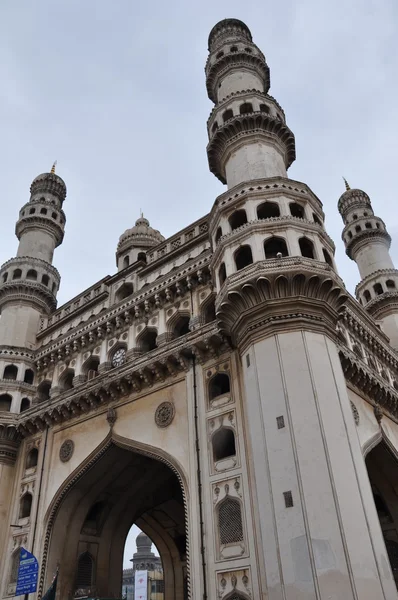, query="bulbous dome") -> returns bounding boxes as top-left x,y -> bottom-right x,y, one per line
117,216 -> 164,255
30,171 -> 67,204
136,531 -> 152,549
338,187 -> 371,215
